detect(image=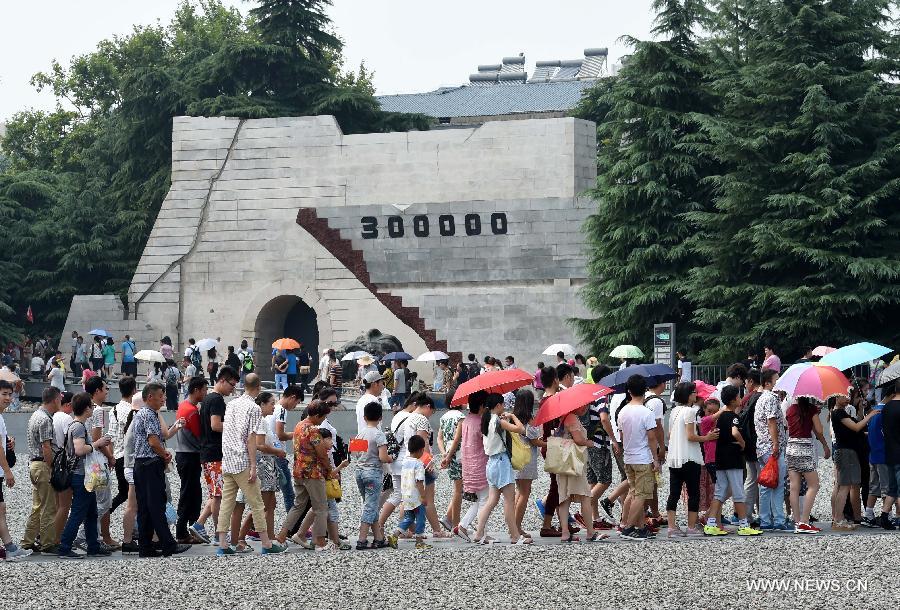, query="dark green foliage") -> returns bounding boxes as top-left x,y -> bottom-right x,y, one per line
573,0 -> 716,358
0,0 -> 427,344
577,0 -> 900,363
686,0 -> 900,361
